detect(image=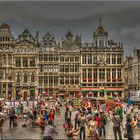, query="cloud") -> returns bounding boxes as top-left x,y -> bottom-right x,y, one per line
120,26 -> 140,40
0,1 -> 140,55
